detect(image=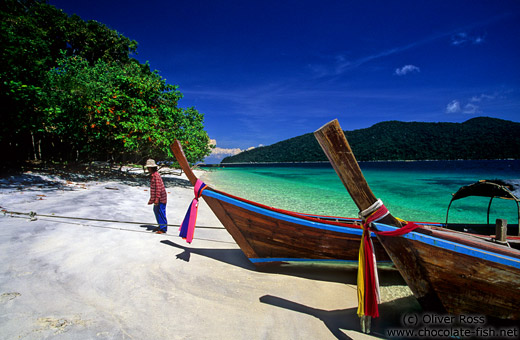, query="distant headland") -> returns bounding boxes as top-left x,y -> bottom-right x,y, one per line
221,117 -> 520,163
